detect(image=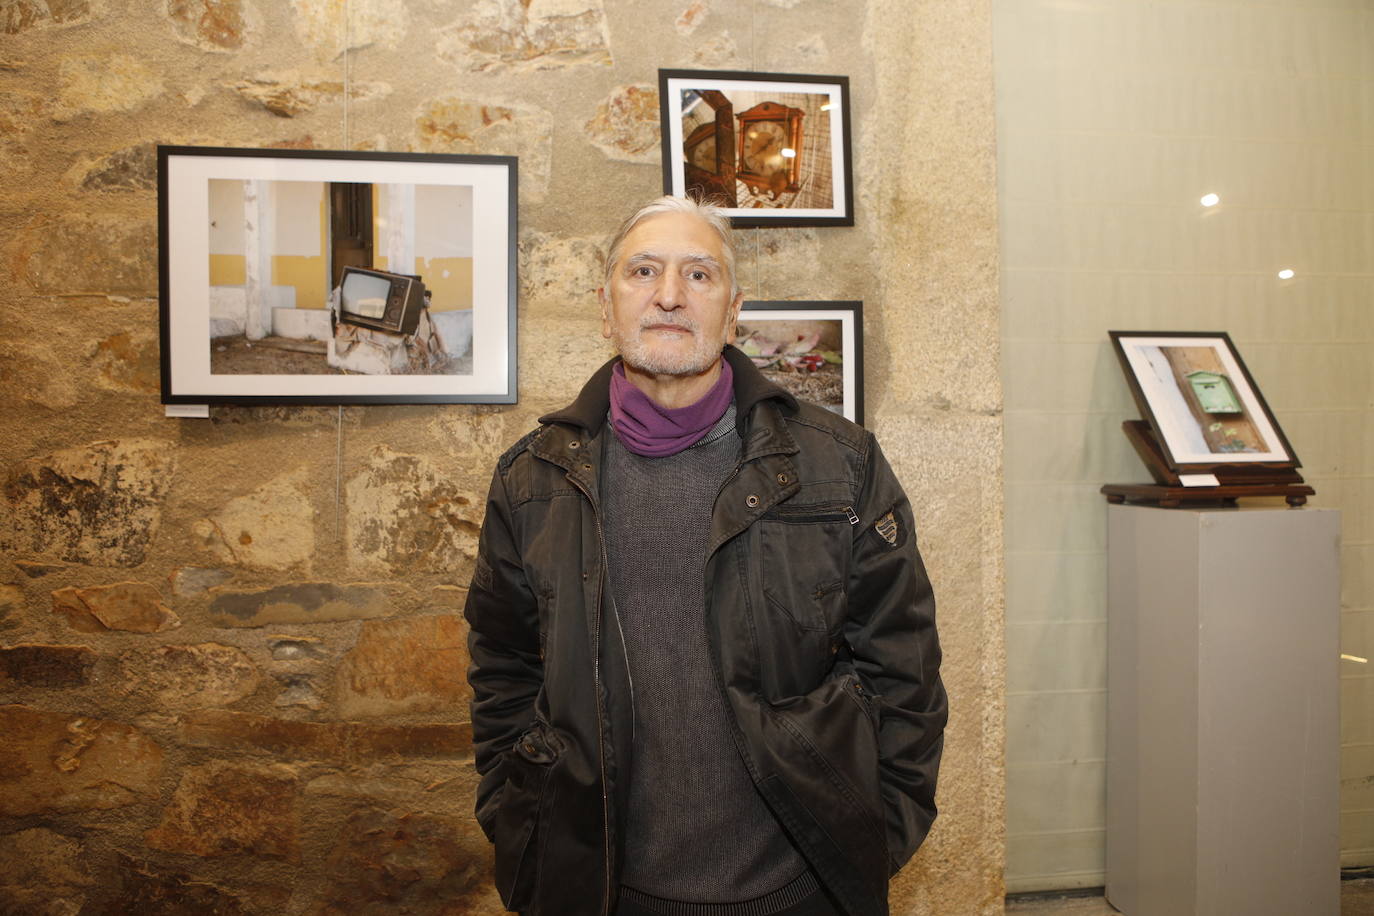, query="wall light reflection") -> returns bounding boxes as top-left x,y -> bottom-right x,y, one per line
1200,193 -> 1220,207
1278,268 -> 1295,280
